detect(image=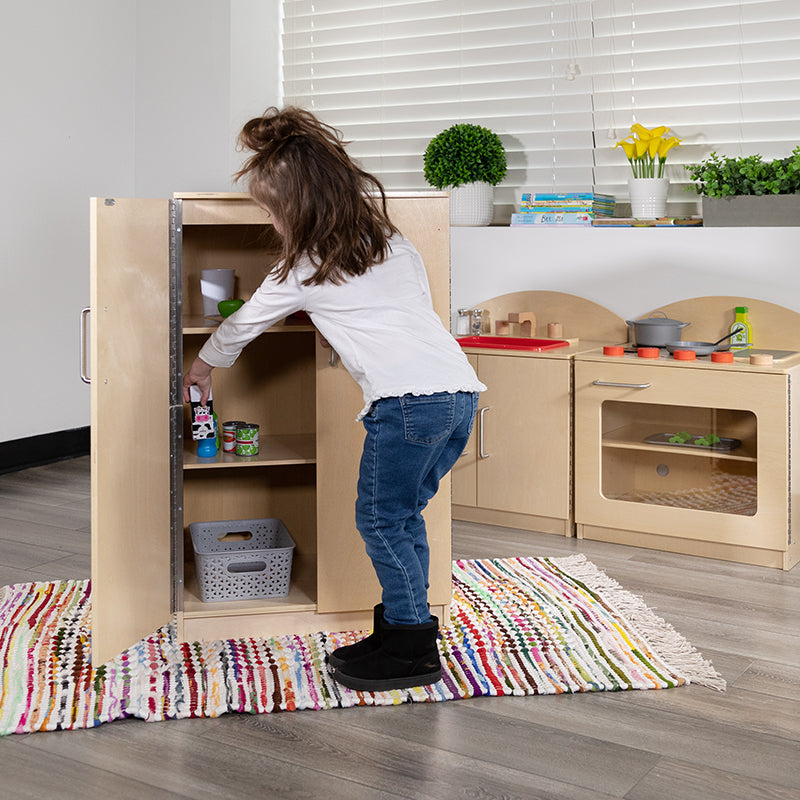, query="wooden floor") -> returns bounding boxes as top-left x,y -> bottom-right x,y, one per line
1,456 -> 799,800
